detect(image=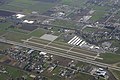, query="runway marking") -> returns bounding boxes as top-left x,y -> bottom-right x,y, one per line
23,36 -> 33,43
94,53 -> 103,60
67,46 -> 75,53
22,40 -> 103,60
